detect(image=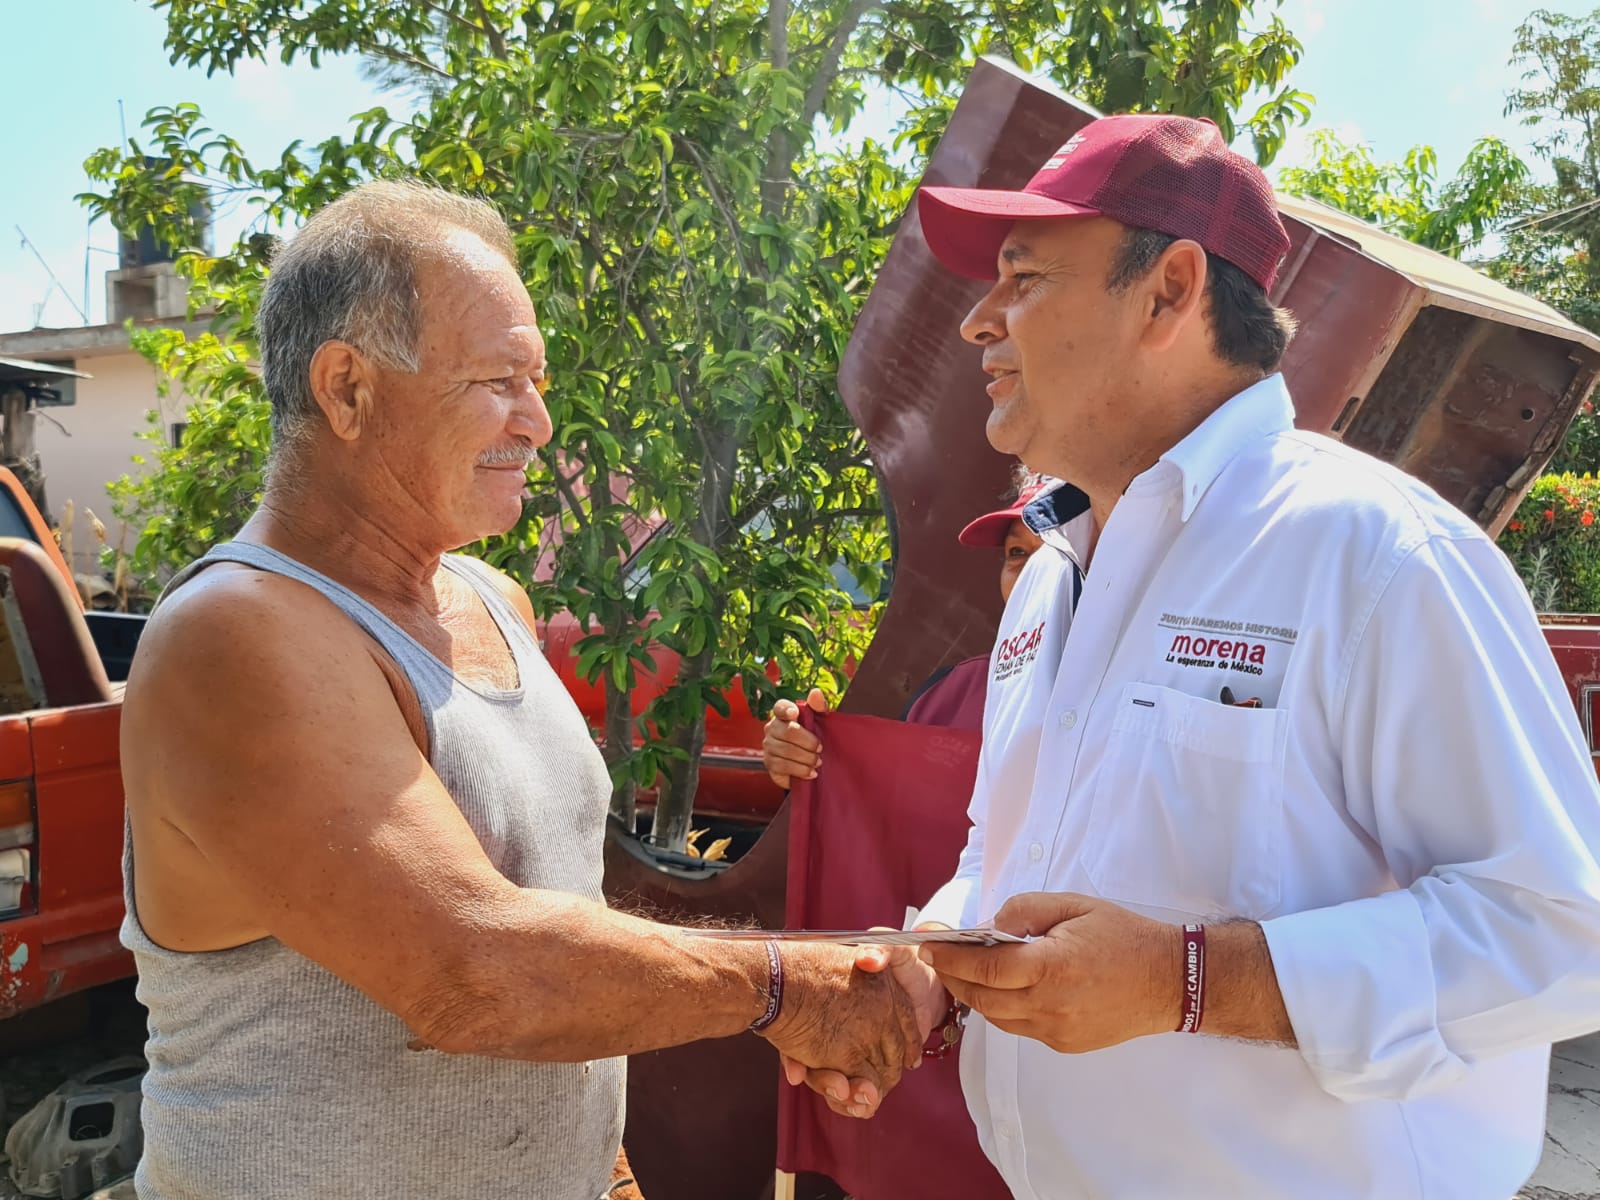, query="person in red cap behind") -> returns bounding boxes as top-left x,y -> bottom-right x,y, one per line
790,112 -> 1600,1198
760,471 -> 1050,788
